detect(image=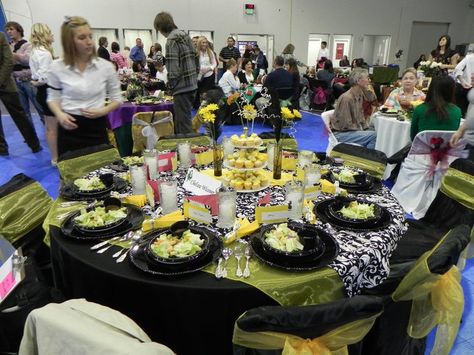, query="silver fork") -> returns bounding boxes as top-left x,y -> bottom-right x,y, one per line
221,248 -> 232,278
96,232 -> 132,254
234,246 -> 243,277
112,231 -> 136,258
215,257 -> 224,278
116,231 -> 143,263
243,247 -> 251,278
